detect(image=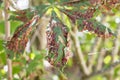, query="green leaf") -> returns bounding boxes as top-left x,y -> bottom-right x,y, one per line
10,21 -> 23,34
13,66 -> 22,74
54,7 -> 61,19
35,4 -> 49,17
53,27 -> 62,41
114,66 -> 120,77
27,60 -> 38,73
0,40 -> 6,64
1,18 -> 22,35
55,43 -> 64,63
0,51 -> 6,64
108,20 -> 117,31
48,0 -> 55,4
5,49 -> 14,59
67,58 -> 73,67
91,20 -> 114,35
90,75 -> 103,80
0,2 -> 3,9
53,26 -> 67,43
0,40 -> 4,51
63,13 -> 72,29
51,10 -> 58,21
8,15 -> 17,21
112,8 -> 118,13
60,0 -> 69,2
74,1 -> 90,7
26,10 -> 34,19
104,55 -> 111,64
47,52 -> 55,59
0,21 -> 4,34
